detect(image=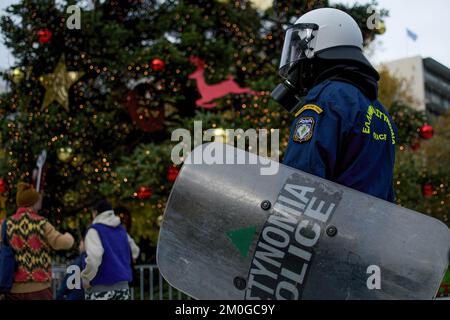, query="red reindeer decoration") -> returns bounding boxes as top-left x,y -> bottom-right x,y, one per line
188,56 -> 257,109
